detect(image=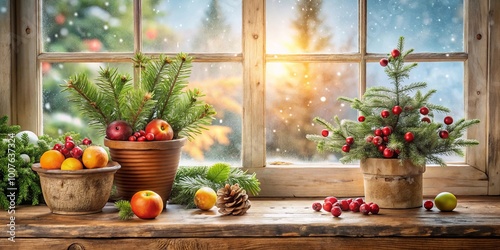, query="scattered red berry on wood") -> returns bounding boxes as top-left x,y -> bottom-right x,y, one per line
370,203 -> 380,214
139,130 -> 146,136
345,136 -> 354,145
444,116 -> 454,125
381,110 -> 390,118
331,206 -> 342,217
380,58 -> 389,67
324,196 -> 338,204
323,202 -> 333,212
312,202 -> 322,212
424,200 -> 434,210
355,197 -> 364,205
339,200 -> 350,211
133,132 -> 141,138
360,203 -> 371,215
349,201 -> 360,212
358,116 -> 366,122
404,132 -> 414,142
321,129 -> 329,137
439,130 -> 449,139
137,136 -> 147,141
391,49 -> 400,58
392,105 -> 402,115
419,106 -> 429,115
342,144 -> 350,153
